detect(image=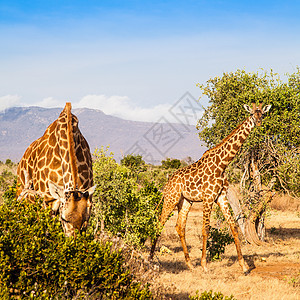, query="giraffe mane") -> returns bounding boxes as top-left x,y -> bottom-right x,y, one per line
65,102 -> 78,188
204,116 -> 250,156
